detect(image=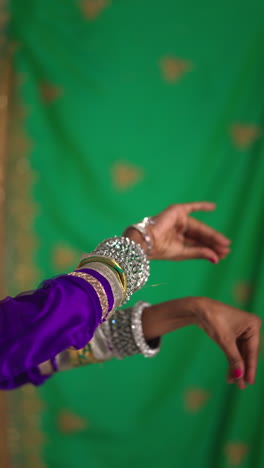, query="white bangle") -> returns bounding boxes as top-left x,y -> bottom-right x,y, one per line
131,301 -> 161,358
